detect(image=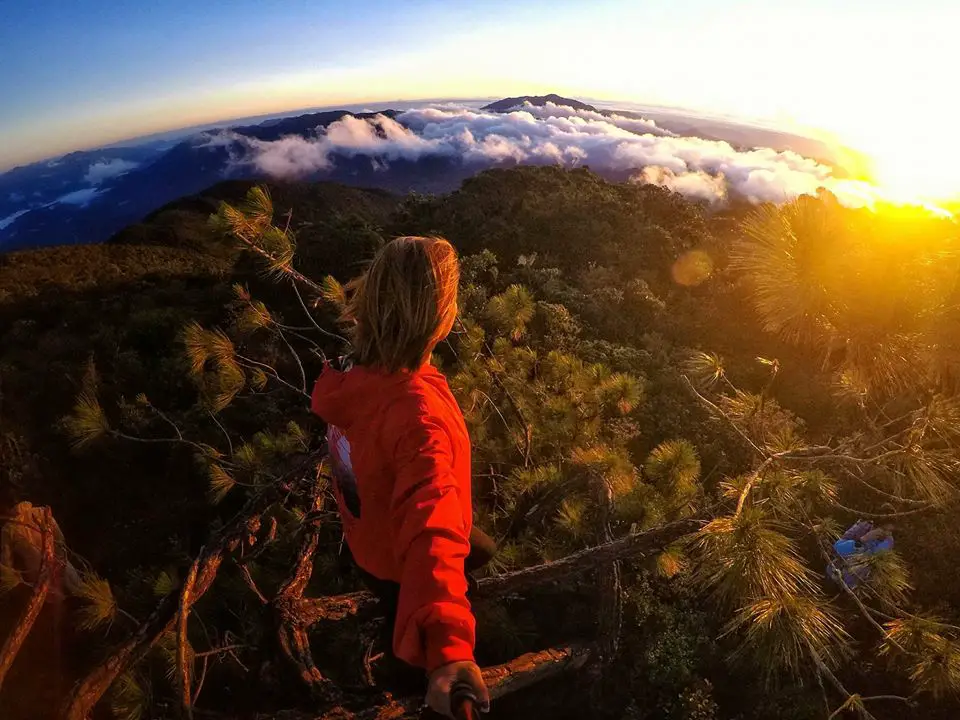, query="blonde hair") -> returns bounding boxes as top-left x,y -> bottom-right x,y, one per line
342,236 -> 459,372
